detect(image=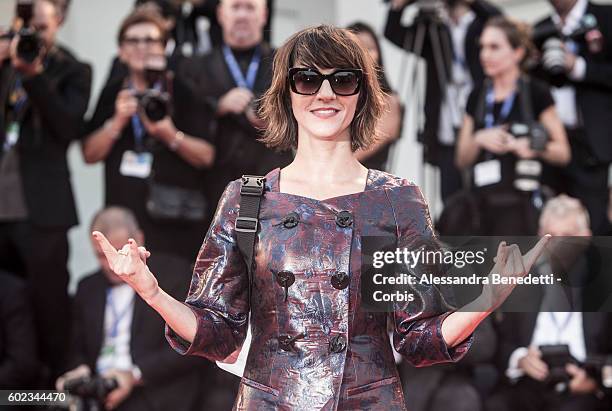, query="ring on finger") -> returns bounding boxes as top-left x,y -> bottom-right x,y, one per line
118,250 -> 129,256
